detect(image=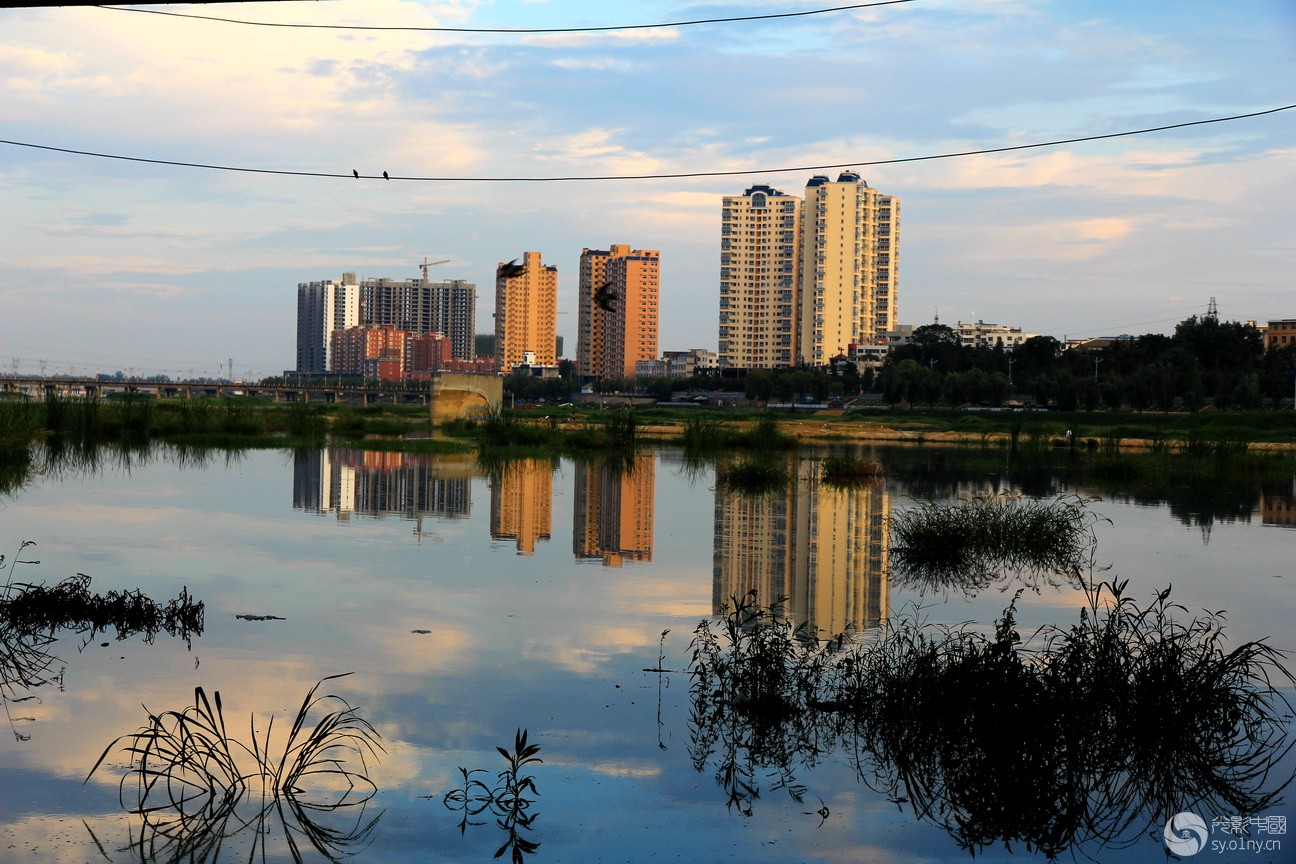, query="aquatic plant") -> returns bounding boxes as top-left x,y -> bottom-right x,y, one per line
476,409 -> 558,449
734,414 -> 797,449
819,455 -> 882,487
1,544 -> 206,743
680,413 -> 724,450
687,591 -> 839,814
601,408 -> 639,451
684,583 -> 1295,856
441,729 -> 543,863
888,494 -> 1102,592
85,673 -> 383,860
0,573 -> 203,648
715,457 -> 789,496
